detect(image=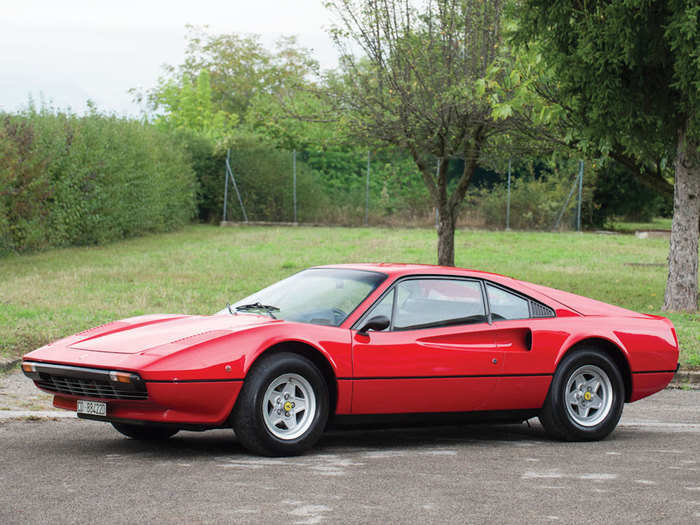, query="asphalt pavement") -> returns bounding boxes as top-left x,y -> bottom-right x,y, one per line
0,388 -> 698,524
